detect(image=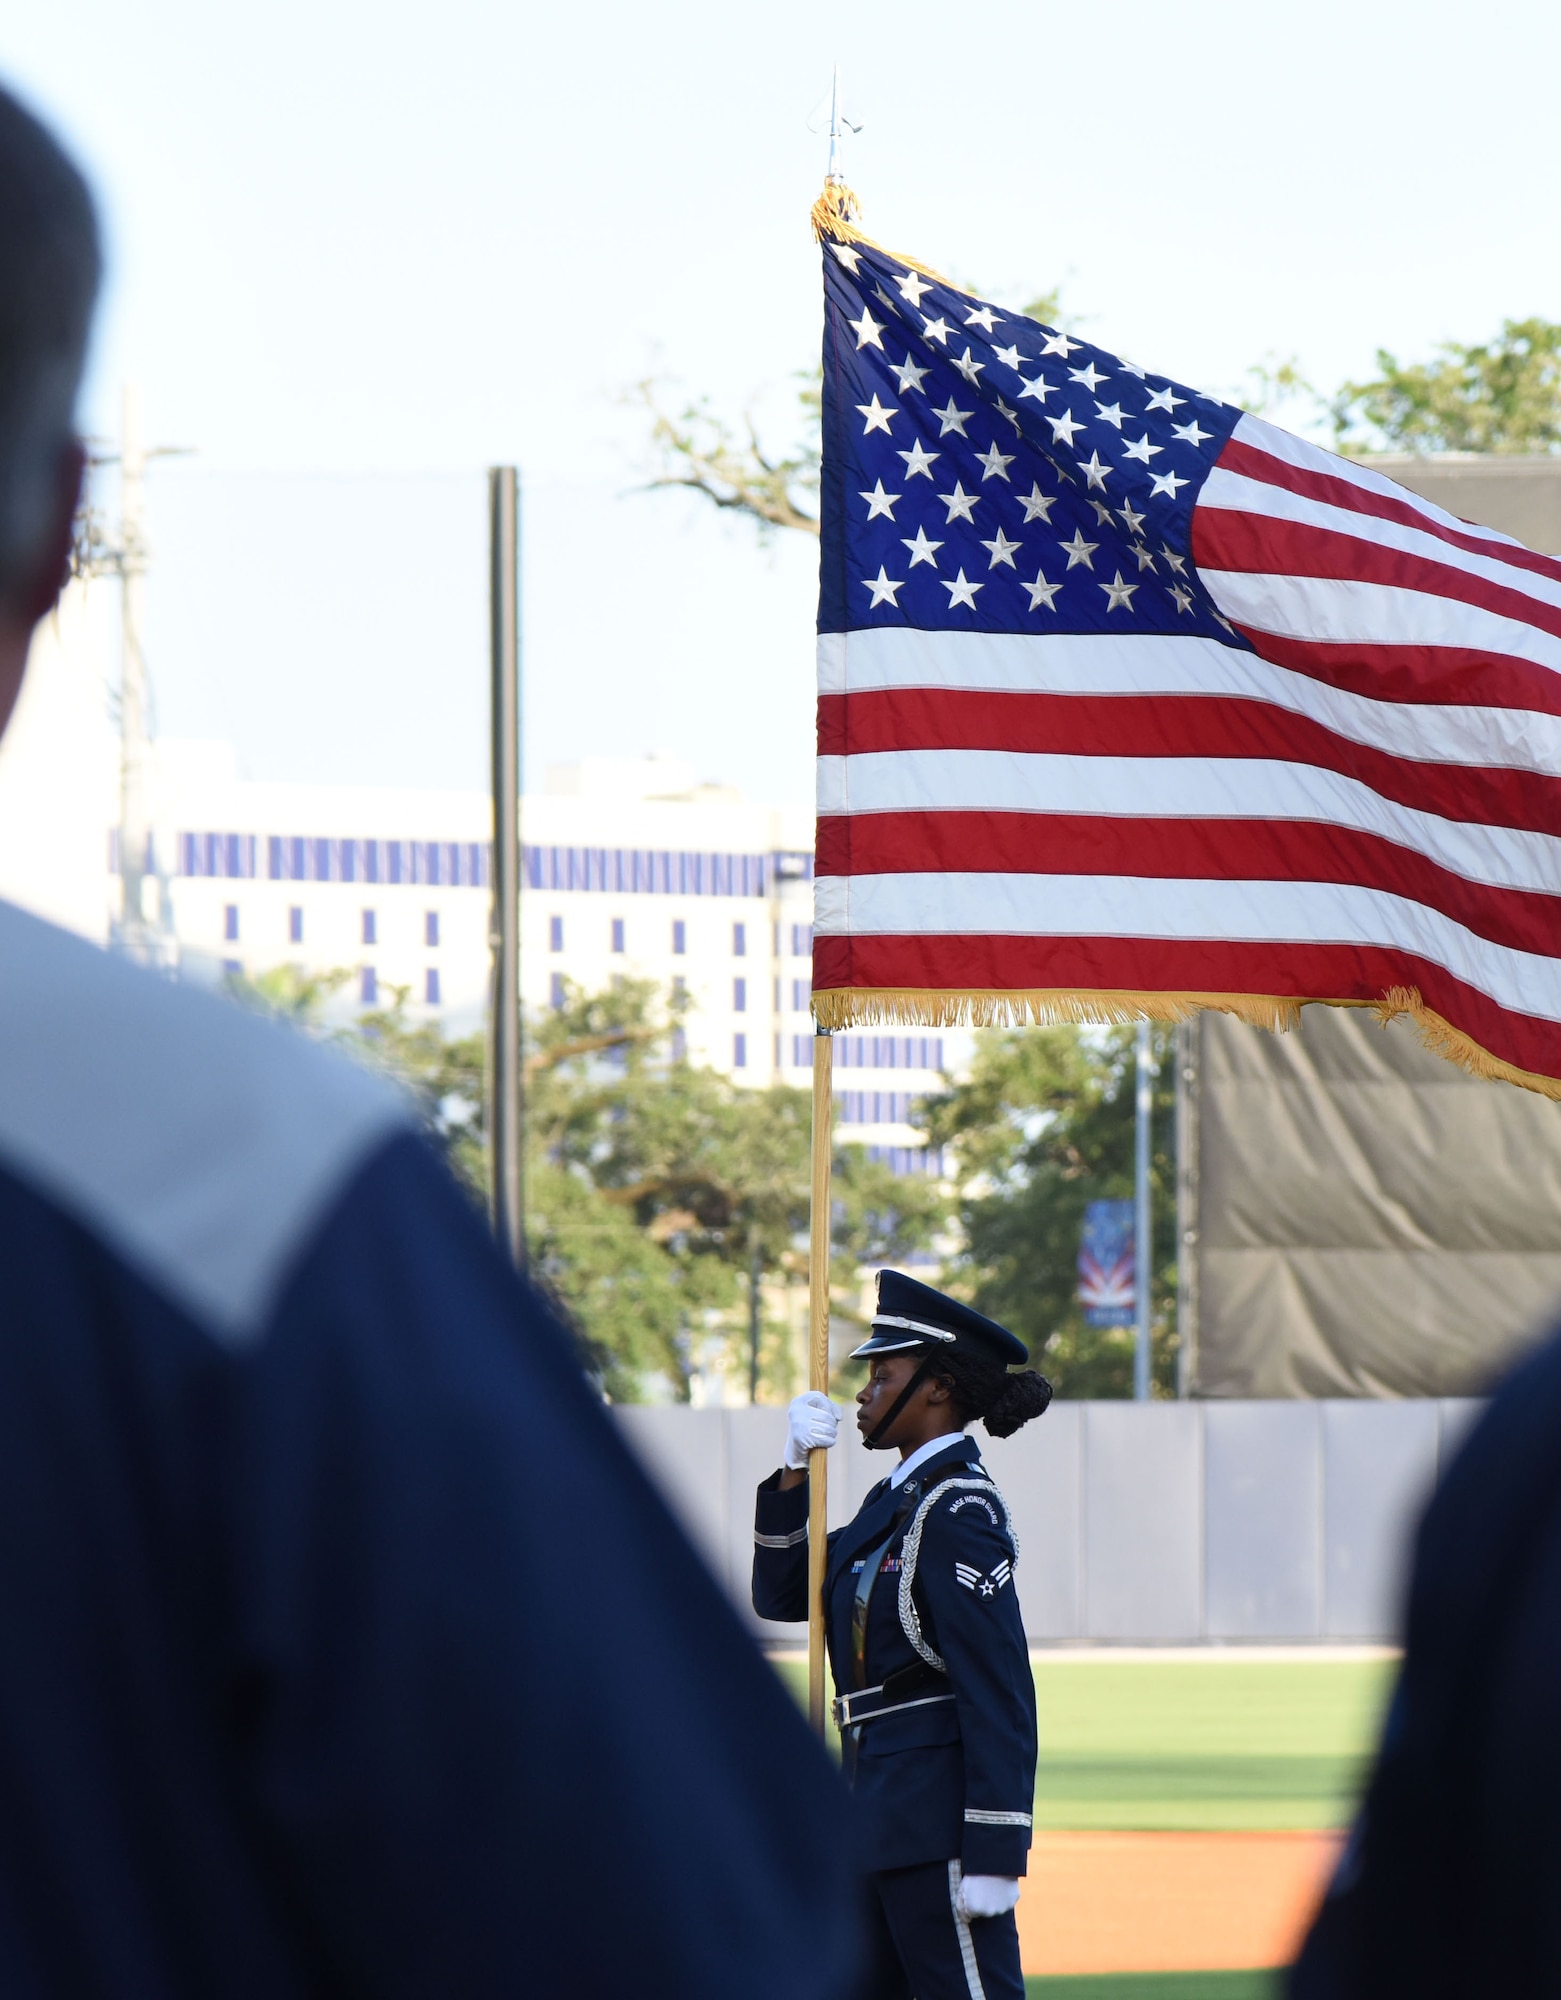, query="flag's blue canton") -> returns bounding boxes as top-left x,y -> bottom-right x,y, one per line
818,236 -> 1248,646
